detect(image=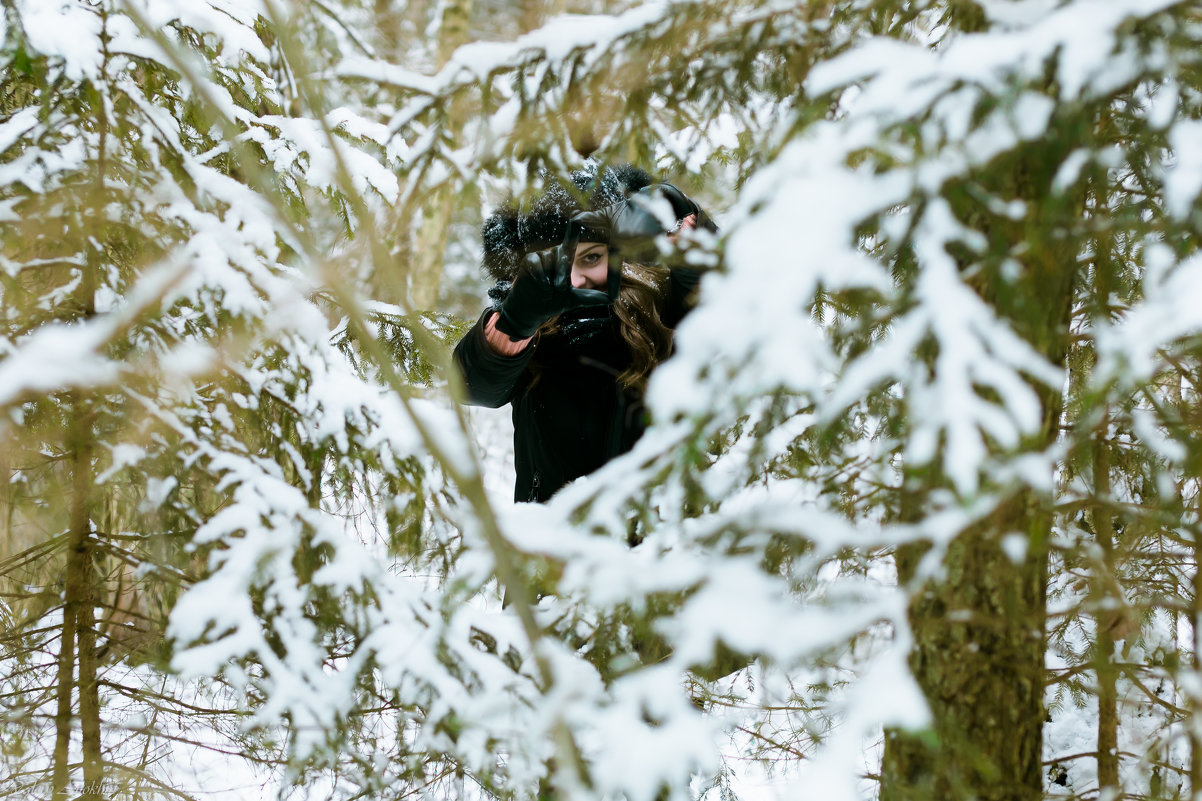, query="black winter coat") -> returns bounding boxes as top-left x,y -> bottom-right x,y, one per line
453,270 -> 700,502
